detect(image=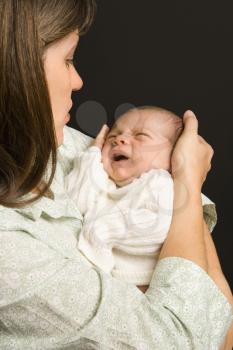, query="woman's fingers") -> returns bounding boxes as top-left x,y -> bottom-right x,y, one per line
92,124 -> 109,149
198,135 -> 214,162
171,110 -> 214,189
